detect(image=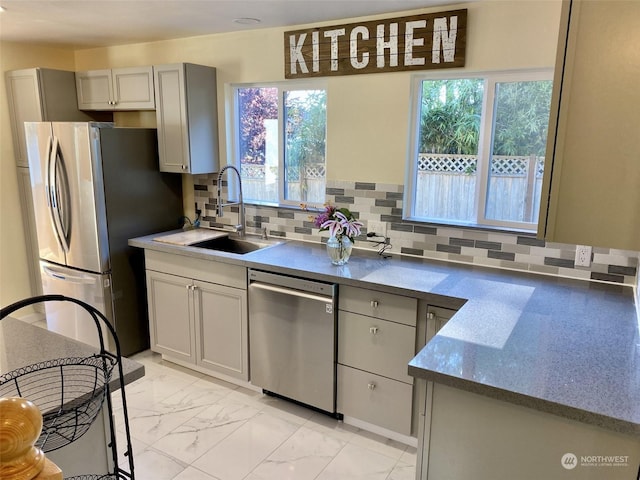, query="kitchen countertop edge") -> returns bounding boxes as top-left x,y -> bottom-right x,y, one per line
0,317 -> 145,393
